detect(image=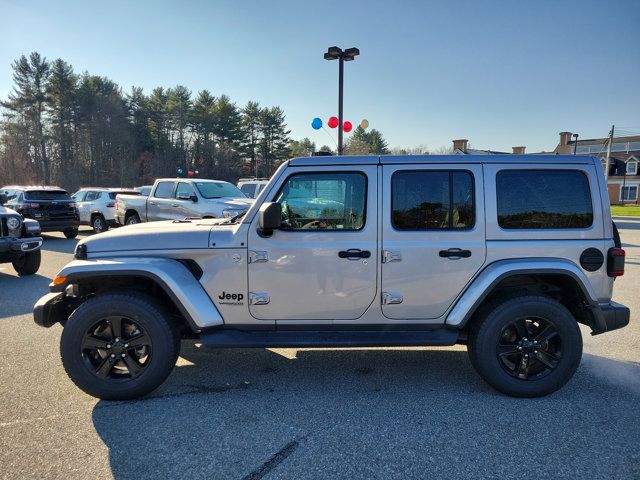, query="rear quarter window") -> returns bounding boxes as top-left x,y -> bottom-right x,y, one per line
496,170 -> 593,229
